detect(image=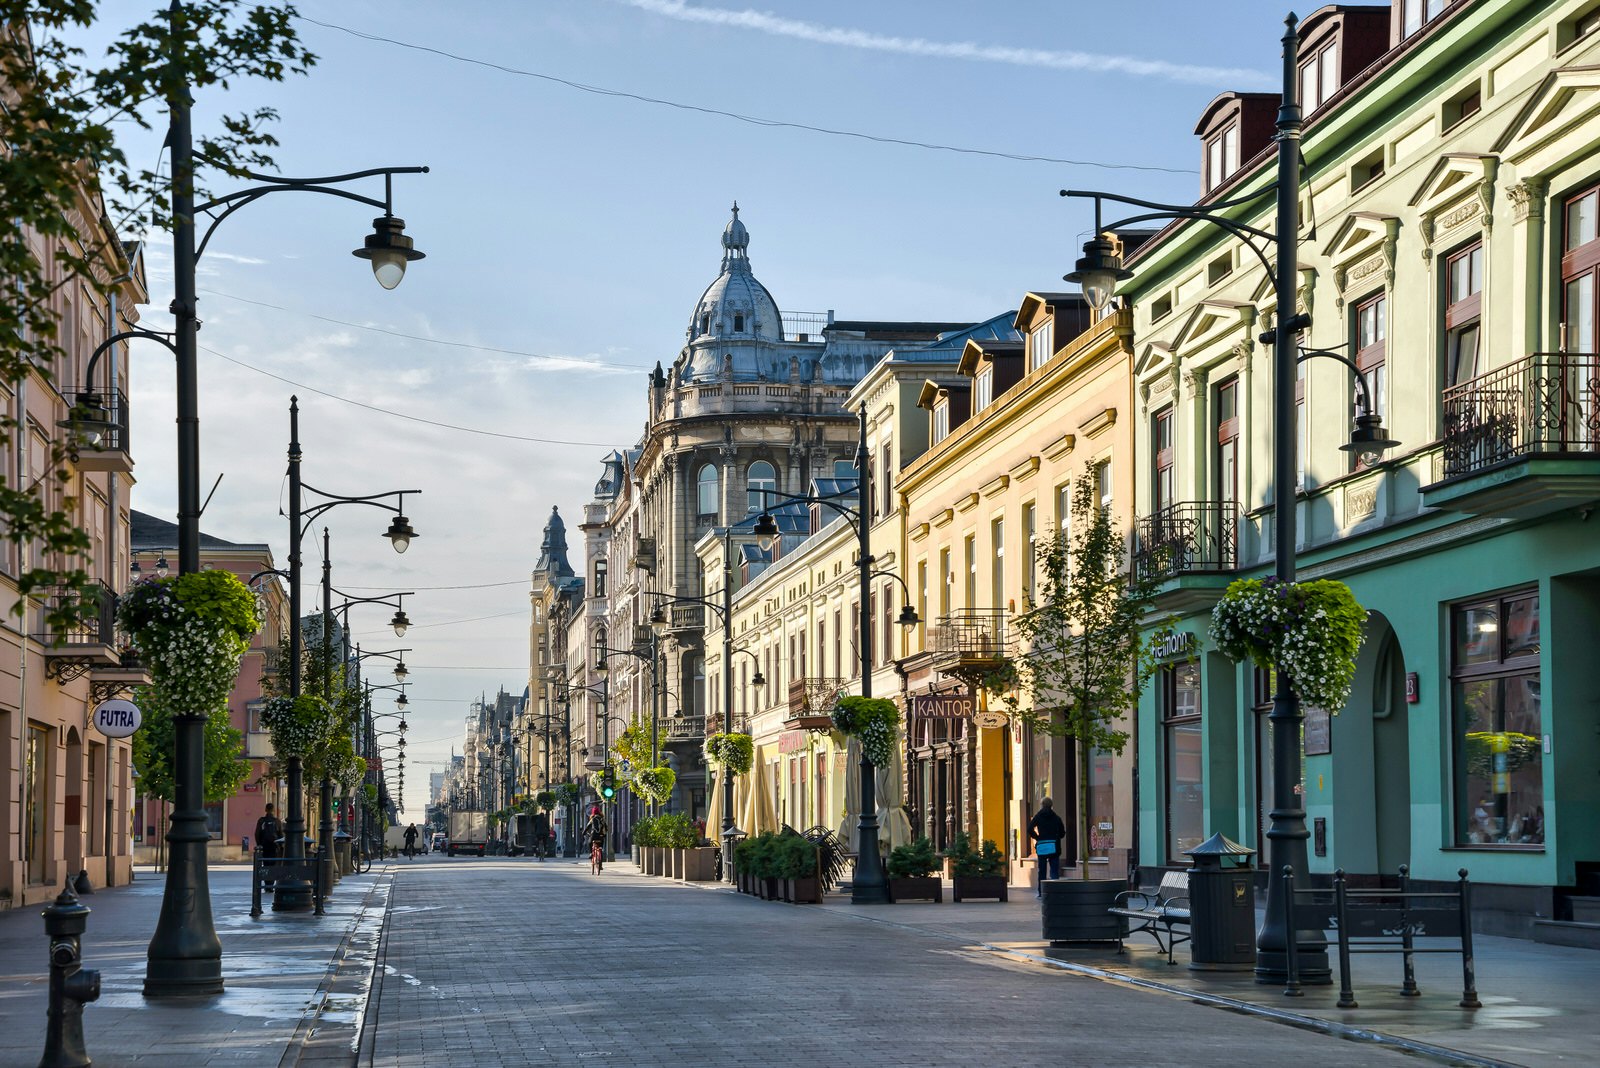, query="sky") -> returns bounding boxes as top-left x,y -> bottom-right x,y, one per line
82,0 -> 1296,818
